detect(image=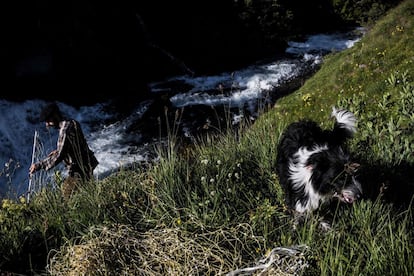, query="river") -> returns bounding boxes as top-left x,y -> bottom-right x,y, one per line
0,28 -> 364,199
